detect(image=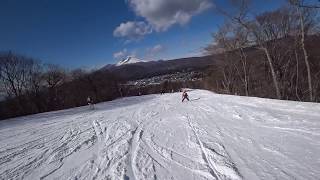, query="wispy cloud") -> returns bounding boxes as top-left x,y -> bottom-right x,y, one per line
113,48 -> 128,59
145,44 -> 165,59
113,48 -> 137,60
113,21 -> 152,40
